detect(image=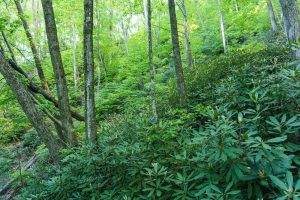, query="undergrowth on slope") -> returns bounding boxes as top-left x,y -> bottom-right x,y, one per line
15,45 -> 300,200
